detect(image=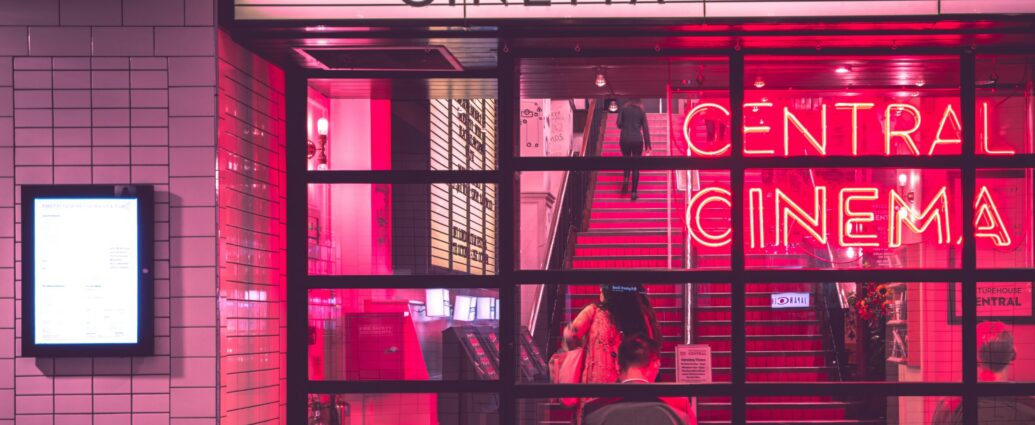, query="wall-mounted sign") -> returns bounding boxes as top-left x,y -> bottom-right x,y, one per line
675,344 -> 712,384
771,292 -> 810,309
951,282 -> 1035,324
21,185 -> 154,357
234,0 -> 1033,21
431,99 -> 497,275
